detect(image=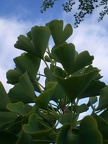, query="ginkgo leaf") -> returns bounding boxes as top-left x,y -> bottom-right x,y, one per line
31,26 -> 50,59
8,72 -> 36,103
79,116 -> 102,144
46,20 -> 73,46
23,114 -> 55,137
